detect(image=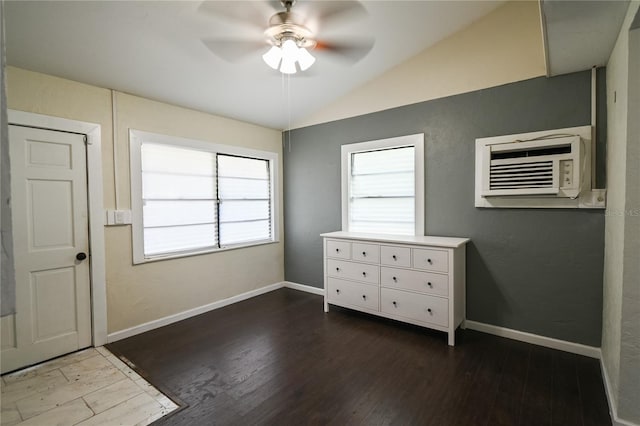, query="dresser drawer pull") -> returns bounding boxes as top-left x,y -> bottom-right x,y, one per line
335,248 -> 340,253
392,301 -> 397,307
392,276 -> 397,282
362,295 -> 367,300
392,255 -> 397,260
427,308 -> 432,314
336,267 -> 340,272
362,251 -> 367,257
427,282 -> 432,287
427,258 -> 432,264
362,272 -> 366,277
336,289 -> 340,294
